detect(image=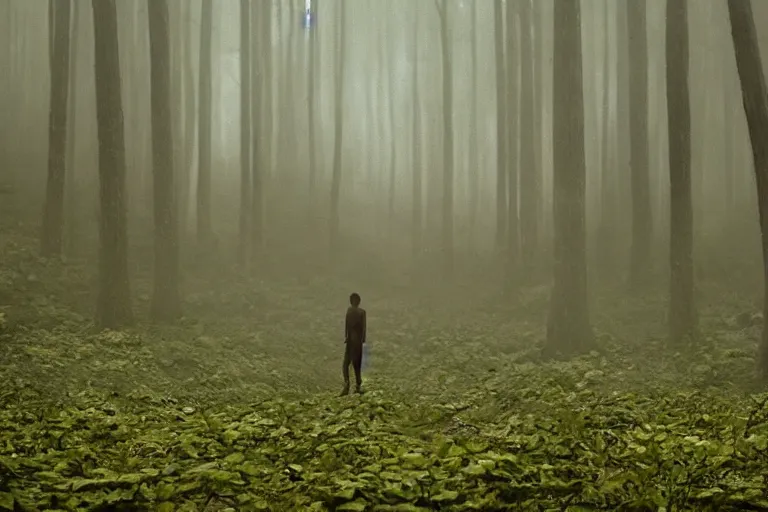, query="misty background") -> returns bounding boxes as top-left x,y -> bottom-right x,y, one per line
1,0 -> 768,369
